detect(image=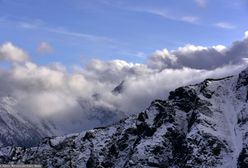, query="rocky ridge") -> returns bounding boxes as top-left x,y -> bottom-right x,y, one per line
1,68 -> 248,167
